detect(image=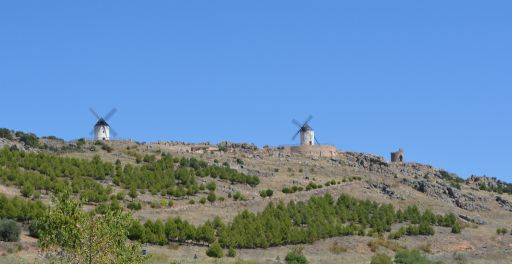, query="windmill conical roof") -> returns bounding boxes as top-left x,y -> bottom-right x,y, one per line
95,118 -> 110,127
